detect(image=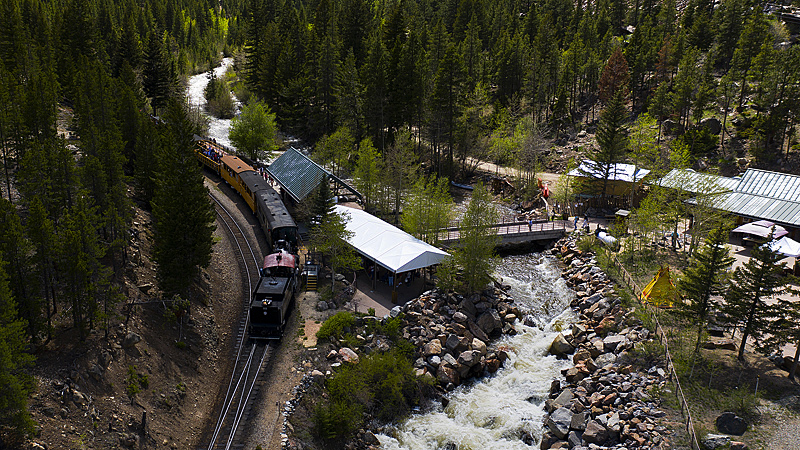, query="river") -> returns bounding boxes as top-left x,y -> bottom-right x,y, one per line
186,57 -> 238,149
189,60 -> 576,450
378,253 -> 575,450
